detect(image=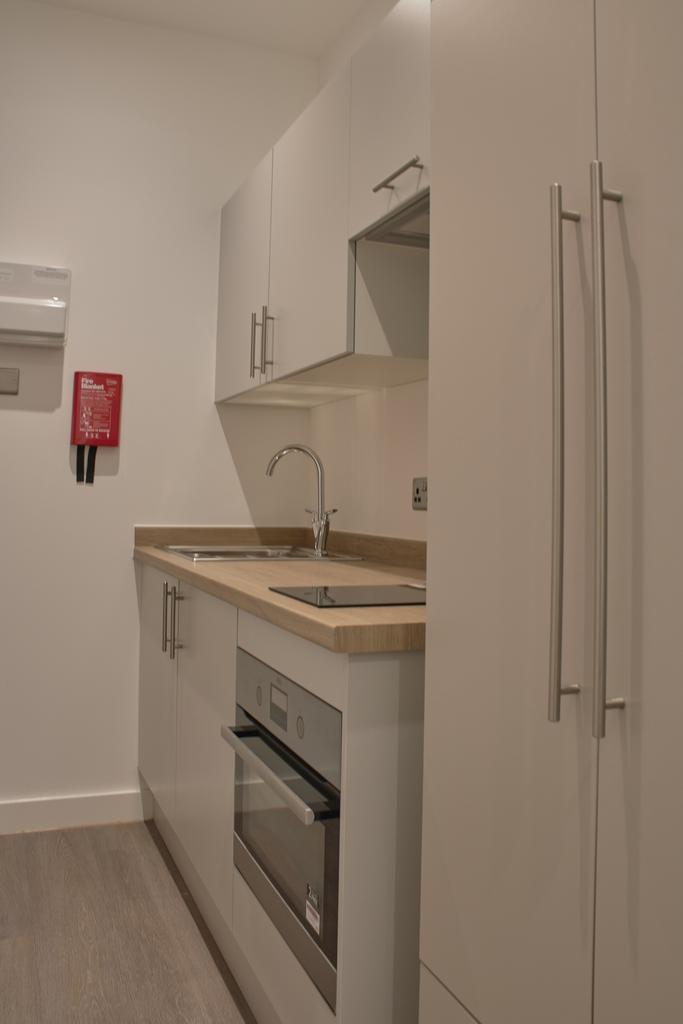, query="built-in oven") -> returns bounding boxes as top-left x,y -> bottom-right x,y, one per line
221,648 -> 342,1011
